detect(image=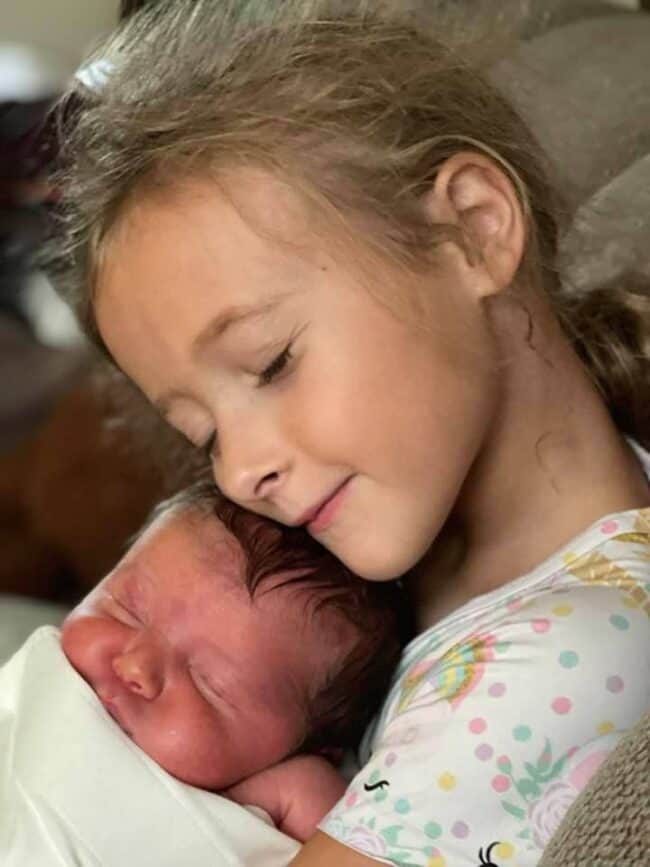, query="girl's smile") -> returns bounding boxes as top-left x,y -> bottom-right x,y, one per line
302,475 -> 355,534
